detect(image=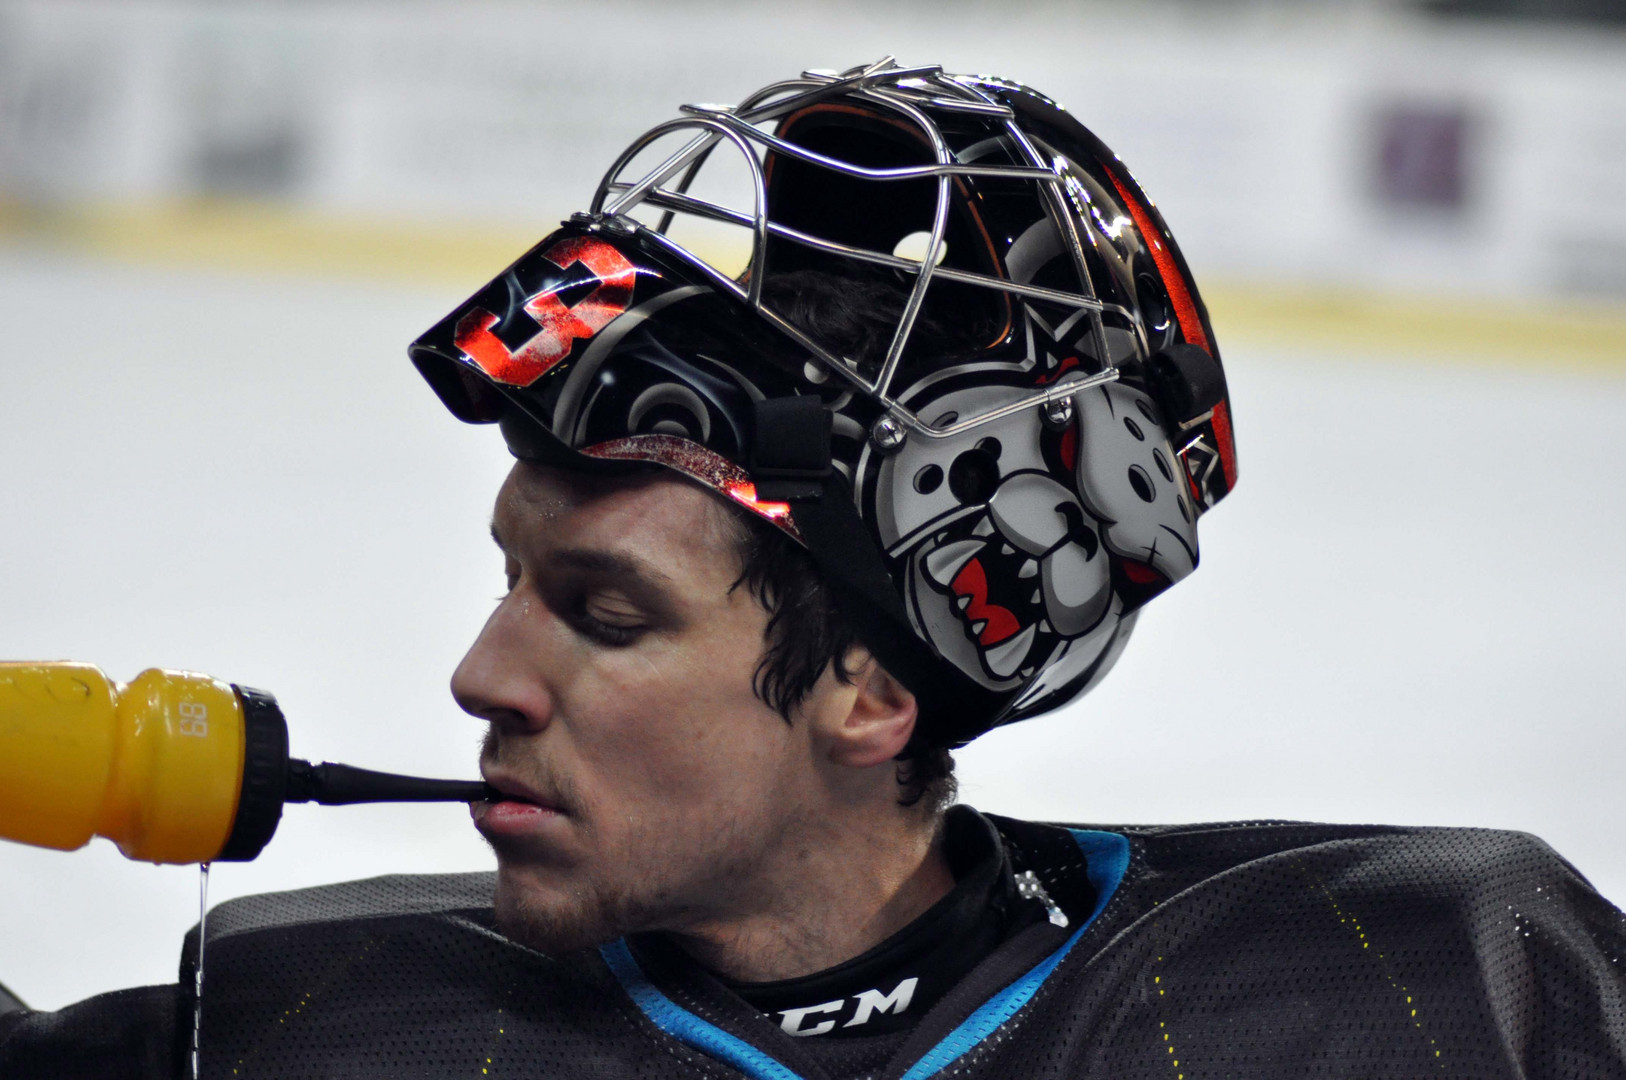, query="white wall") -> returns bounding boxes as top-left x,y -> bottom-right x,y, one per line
3,0 -> 1626,299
